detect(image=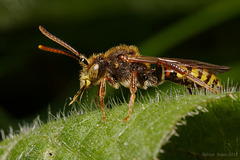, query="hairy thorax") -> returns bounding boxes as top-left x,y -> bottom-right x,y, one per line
105,45 -> 158,89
